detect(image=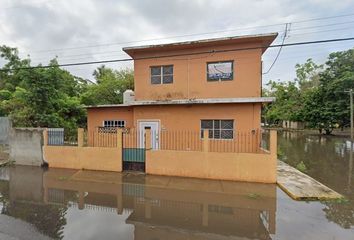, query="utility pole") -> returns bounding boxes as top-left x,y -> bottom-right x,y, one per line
344,89 -> 353,193
344,89 -> 354,140
351,89 -> 353,141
